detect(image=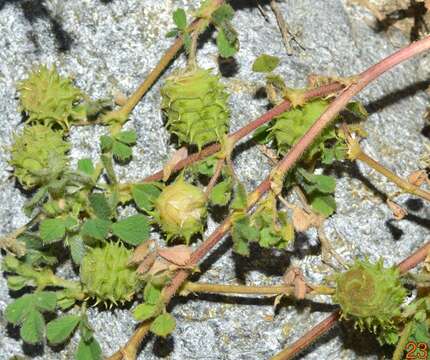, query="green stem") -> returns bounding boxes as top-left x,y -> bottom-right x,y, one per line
356,150 -> 430,202
182,281 -> 335,296
0,213 -> 44,257
392,321 -> 413,360
12,261 -> 82,293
